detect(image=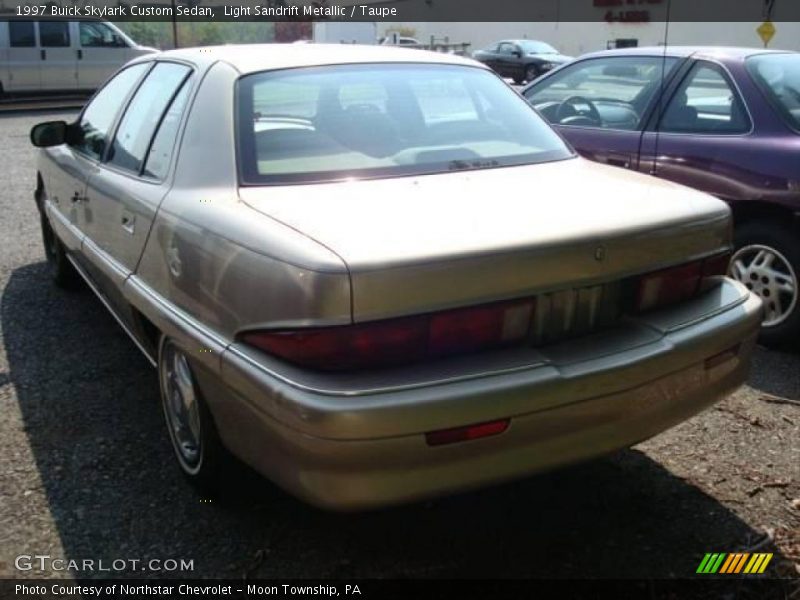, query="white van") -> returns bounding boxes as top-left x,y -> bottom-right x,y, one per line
0,20 -> 157,95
